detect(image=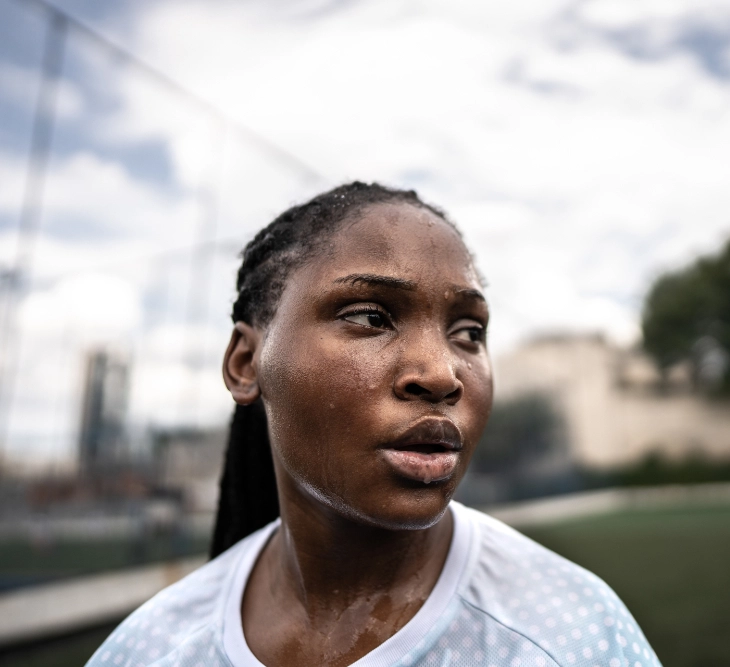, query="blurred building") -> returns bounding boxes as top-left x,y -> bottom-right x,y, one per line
154,427 -> 227,514
494,334 -> 730,469
78,349 -> 130,473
